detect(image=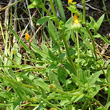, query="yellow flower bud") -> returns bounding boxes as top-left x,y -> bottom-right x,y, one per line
68,0 -> 76,5
25,33 -> 30,41
49,84 -> 54,88
12,50 -> 16,54
74,14 -> 79,24
71,14 -> 82,31
68,0 -> 73,4
49,84 -> 56,89
31,97 -> 34,102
